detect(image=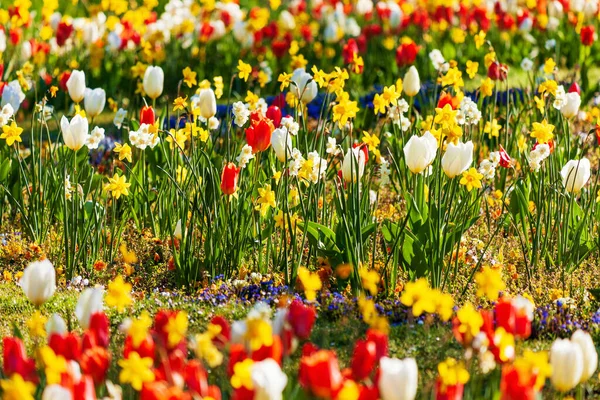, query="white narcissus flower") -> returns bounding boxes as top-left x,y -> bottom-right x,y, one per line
561,158 -> 591,193
271,128 -> 293,162
143,66 -> 164,100
61,114 -> 89,151
197,88 -> 217,119
291,68 -> 318,104
442,141 -> 474,178
86,126 -> 105,149
550,338 -> 584,392
84,88 -> 106,118
252,358 -> 288,400
403,131 -> 437,174
403,66 -> 420,97
341,147 -> 366,183
75,287 -> 104,329
20,259 -> 56,306
571,330 -> 598,383
378,357 -> 418,400
66,70 -> 86,103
